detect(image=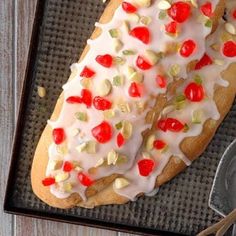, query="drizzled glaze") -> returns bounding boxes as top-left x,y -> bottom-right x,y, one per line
42,0 -> 236,201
